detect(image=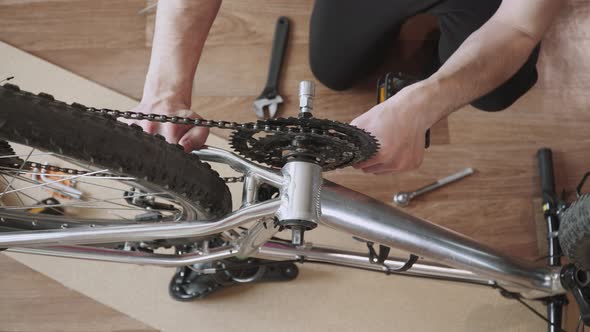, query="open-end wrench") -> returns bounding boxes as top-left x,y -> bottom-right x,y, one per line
253,16 -> 290,119
393,168 -> 475,207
